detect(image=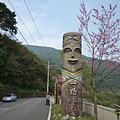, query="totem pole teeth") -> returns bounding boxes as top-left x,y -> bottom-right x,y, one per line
68,59 -> 78,64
